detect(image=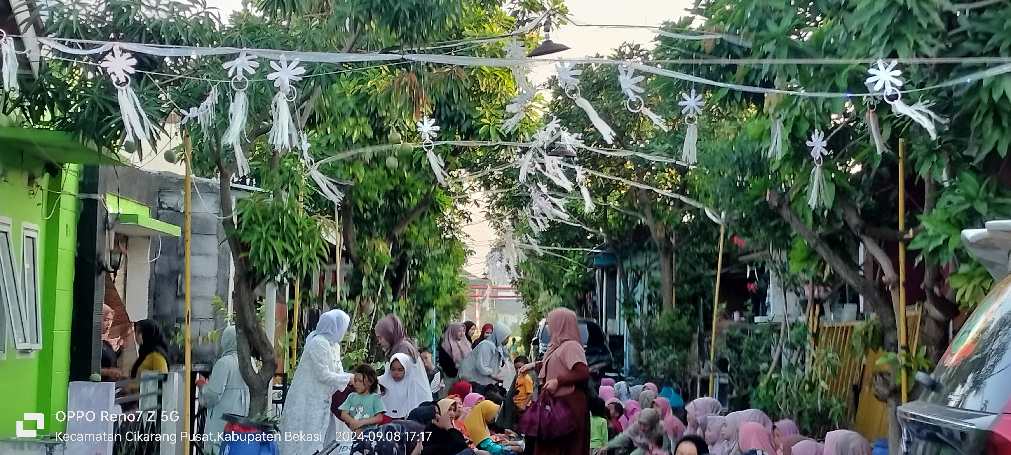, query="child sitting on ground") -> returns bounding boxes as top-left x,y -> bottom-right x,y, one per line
338,364 -> 387,433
